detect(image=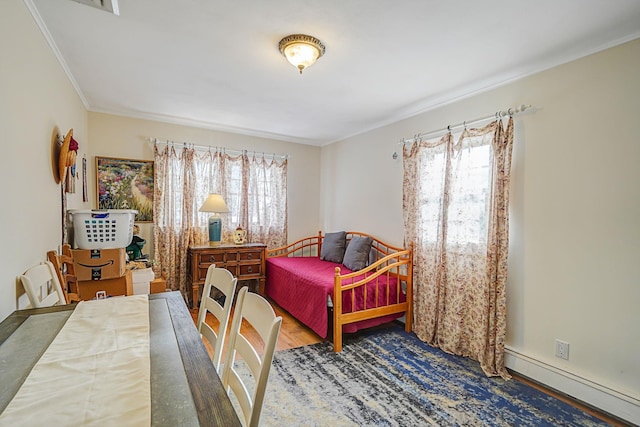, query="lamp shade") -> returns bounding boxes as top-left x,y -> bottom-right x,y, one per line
199,194 -> 230,213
